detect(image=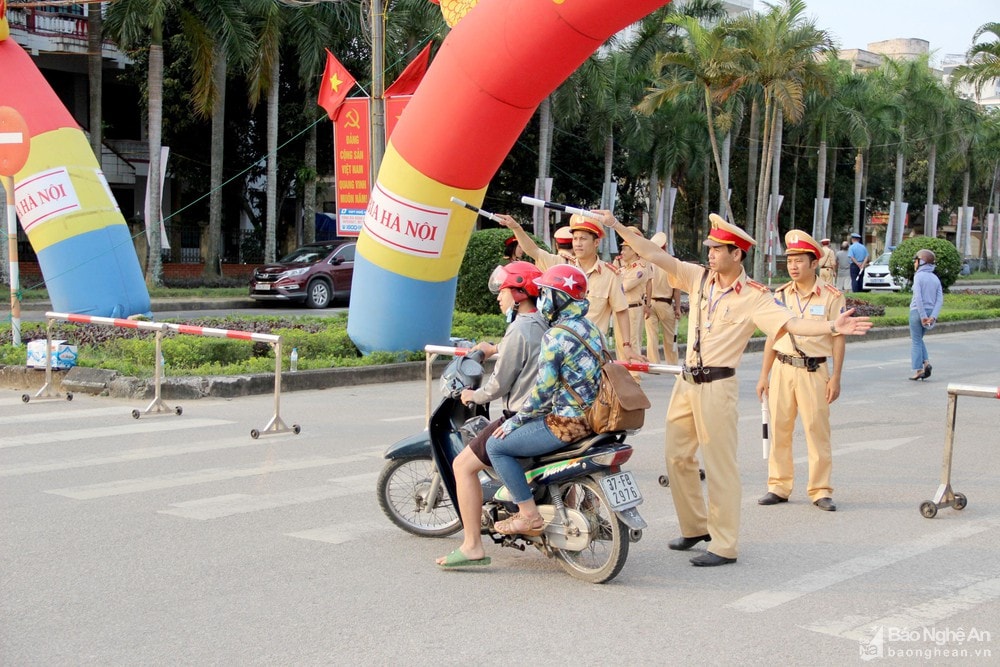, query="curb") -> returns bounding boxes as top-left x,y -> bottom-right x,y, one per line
3,319 -> 997,400
19,298 -> 258,312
